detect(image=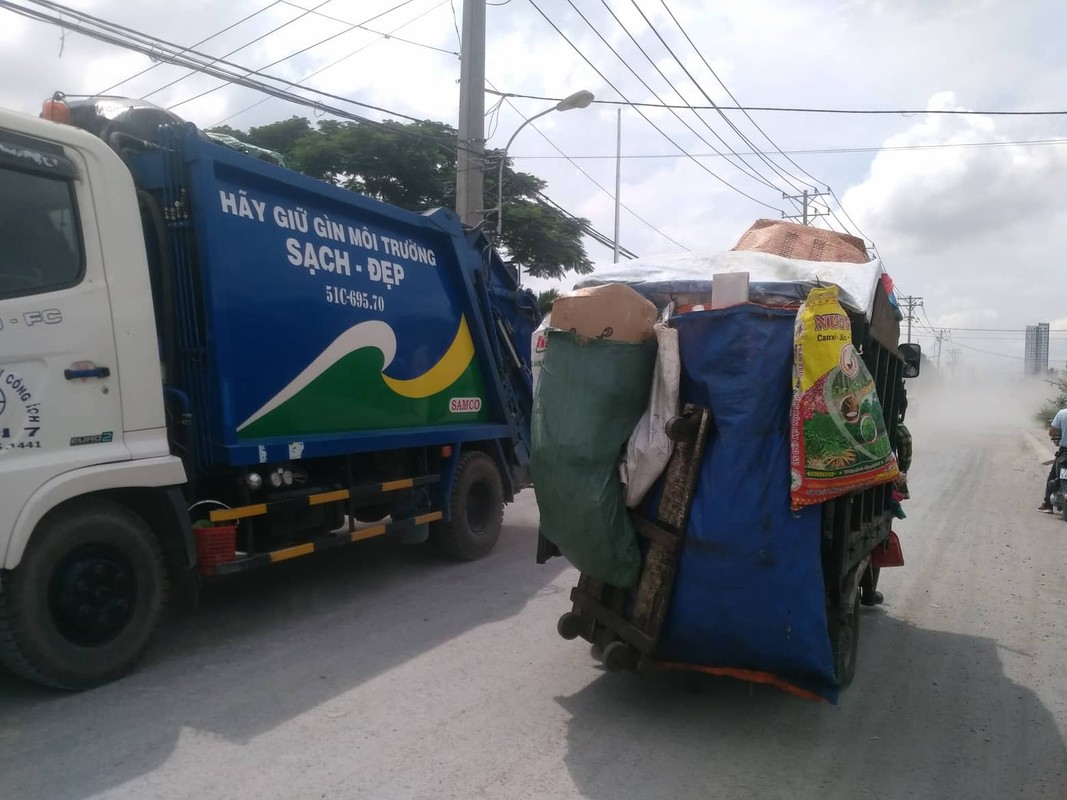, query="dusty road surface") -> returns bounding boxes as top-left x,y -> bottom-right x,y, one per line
2,383 -> 1066,799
